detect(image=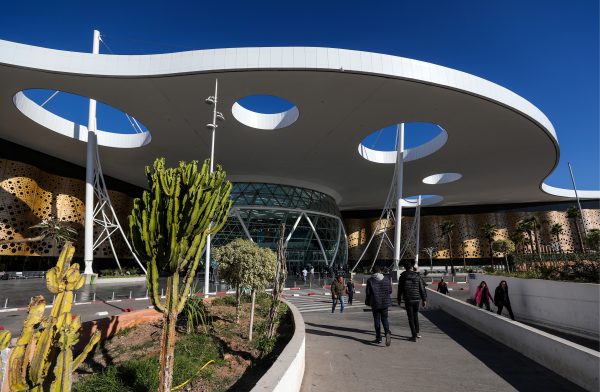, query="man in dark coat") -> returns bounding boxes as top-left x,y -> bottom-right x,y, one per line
365,267 -> 393,346
398,261 -> 427,342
